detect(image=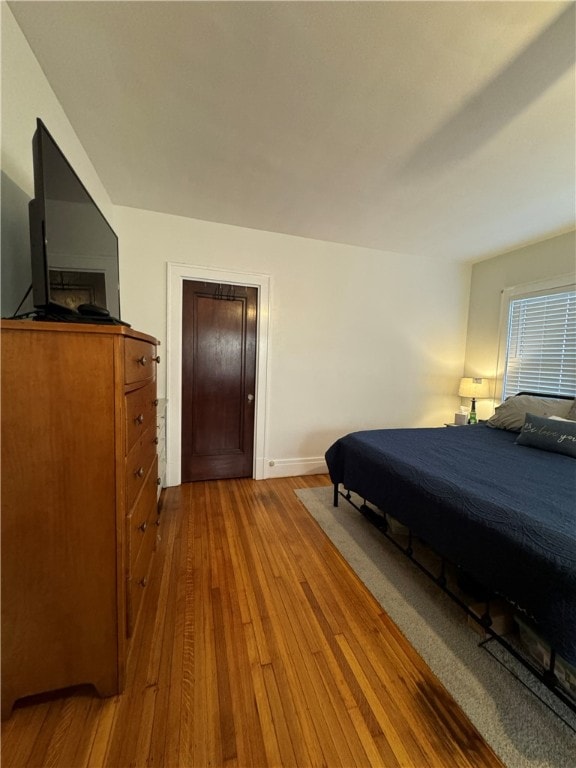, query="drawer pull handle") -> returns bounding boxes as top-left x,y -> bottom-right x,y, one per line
156,519 -> 161,527
154,437 -> 159,445
153,355 -> 161,364
135,414 -> 144,425
139,577 -> 148,588
153,399 -> 159,407
139,521 -> 148,533
135,467 -> 145,478
137,356 -> 148,366
157,477 -> 162,486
